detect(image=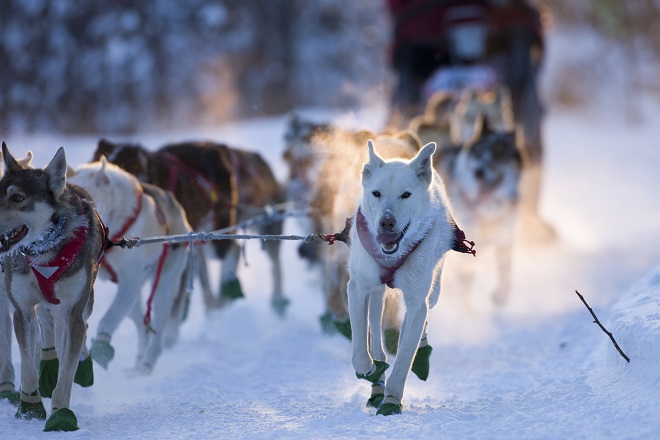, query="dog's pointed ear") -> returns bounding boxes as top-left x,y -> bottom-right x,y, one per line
94,138 -> 114,162
394,129 -> 423,152
362,139 -> 385,183
44,147 -> 67,199
15,150 -> 33,169
410,142 -> 436,186
2,141 -> 24,174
